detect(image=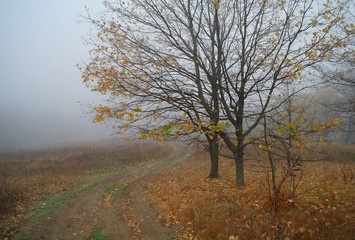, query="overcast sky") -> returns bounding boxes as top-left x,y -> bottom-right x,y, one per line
0,0 -> 116,152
